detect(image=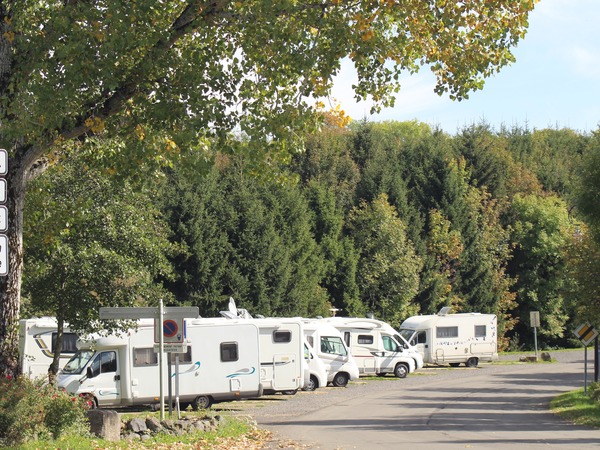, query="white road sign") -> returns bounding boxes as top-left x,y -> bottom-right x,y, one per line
0,234 -> 7,276
0,206 -> 6,232
0,149 -> 7,176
